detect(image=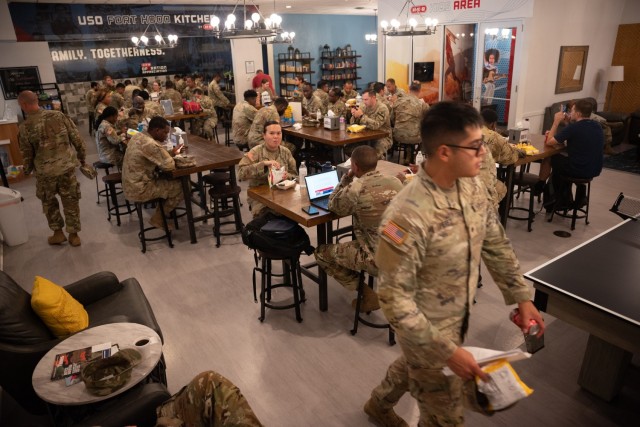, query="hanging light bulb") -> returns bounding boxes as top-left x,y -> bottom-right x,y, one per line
251,13 -> 260,23
211,15 -> 220,29
131,36 -> 139,45
390,19 -> 400,30
155,34 -> 162,43
140,35 -> 148,45
245,20 -> 253,30
380,20 -> 389,30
